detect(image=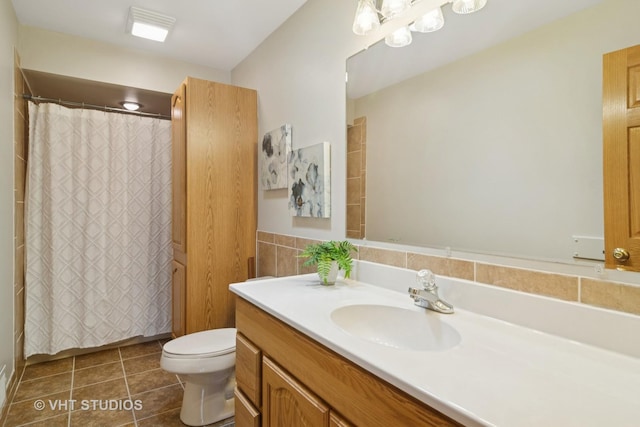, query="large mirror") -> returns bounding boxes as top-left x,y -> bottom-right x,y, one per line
346,0 -> 638,263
